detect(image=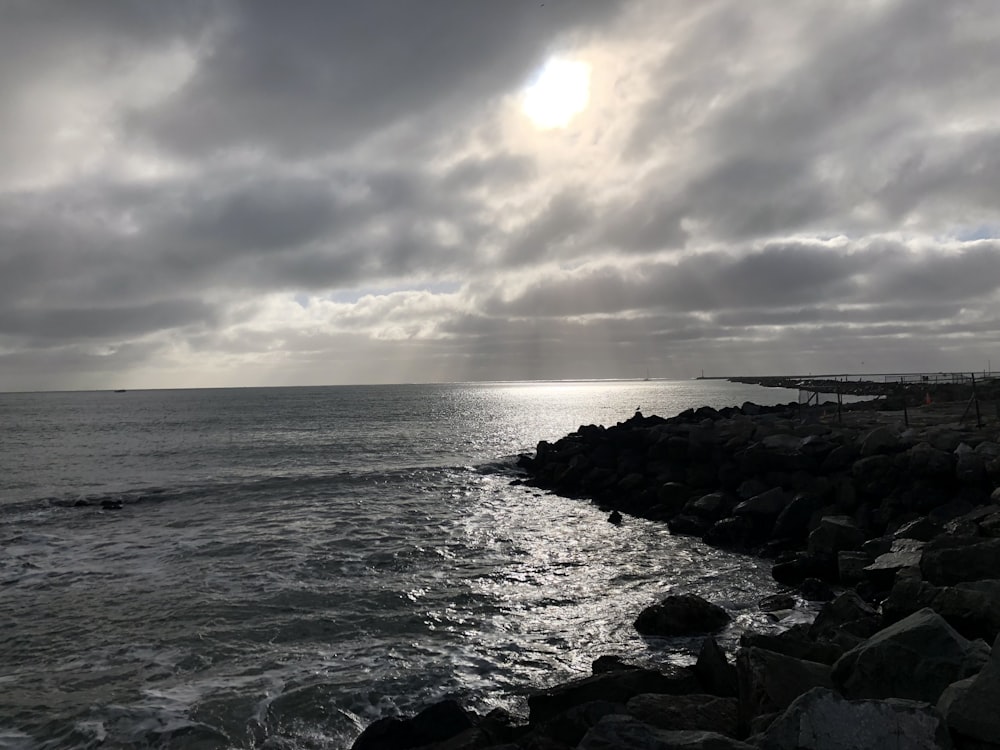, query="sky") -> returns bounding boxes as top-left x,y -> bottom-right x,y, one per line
2,0 -> 1000,391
